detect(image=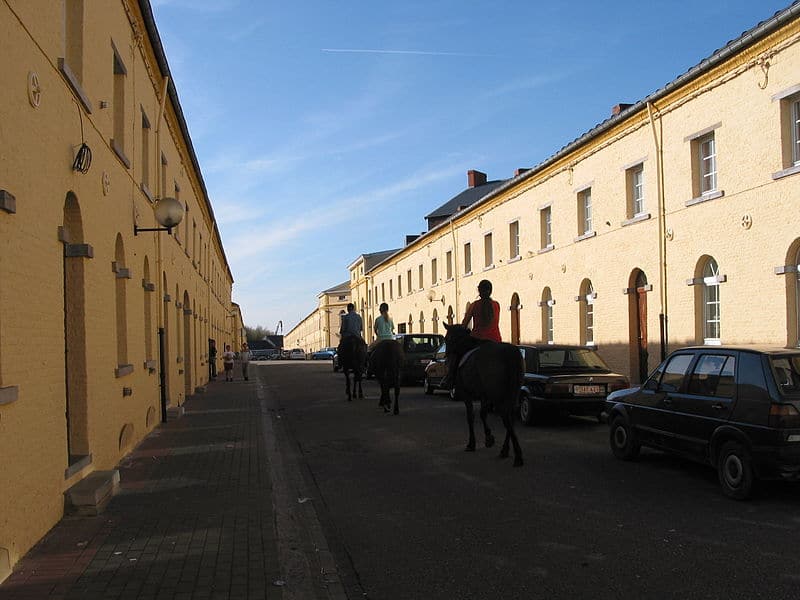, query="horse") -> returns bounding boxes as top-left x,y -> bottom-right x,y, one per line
369,339 -> 402,414
337,335 -> 367,401
443,323 -> 525,467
